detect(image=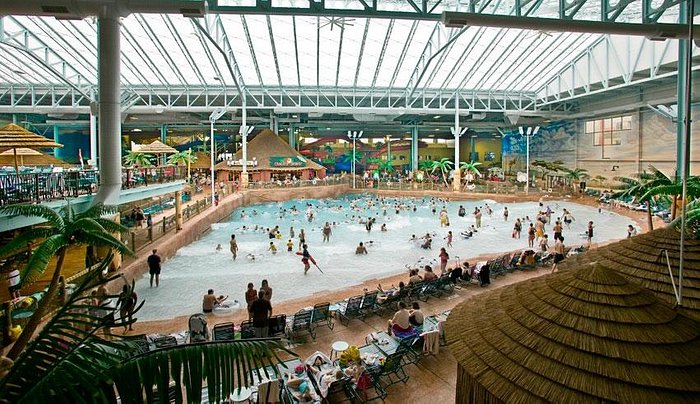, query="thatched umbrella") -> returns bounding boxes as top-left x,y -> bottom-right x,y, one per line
0,123 -> 63,173
558,226 -> 700,320
132,140 -> 177,166
0,148 -> 41,166
446,264 -> 700,403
